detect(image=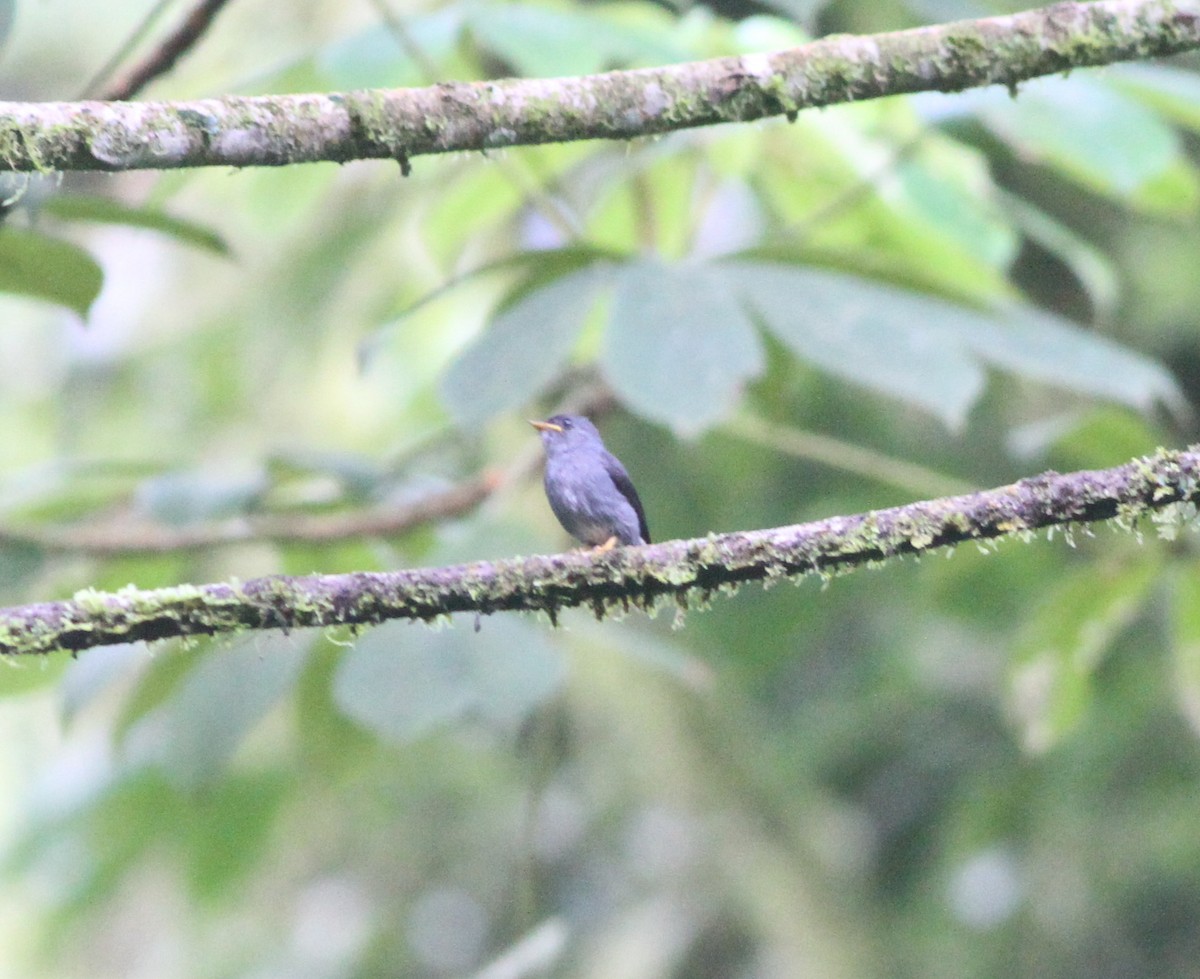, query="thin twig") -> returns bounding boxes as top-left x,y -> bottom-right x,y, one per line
0,388 -> 611,557
79,0 -> 176,99
0,474 -> 496,557
103,0 -> 237,101
725,412 -> 974,498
